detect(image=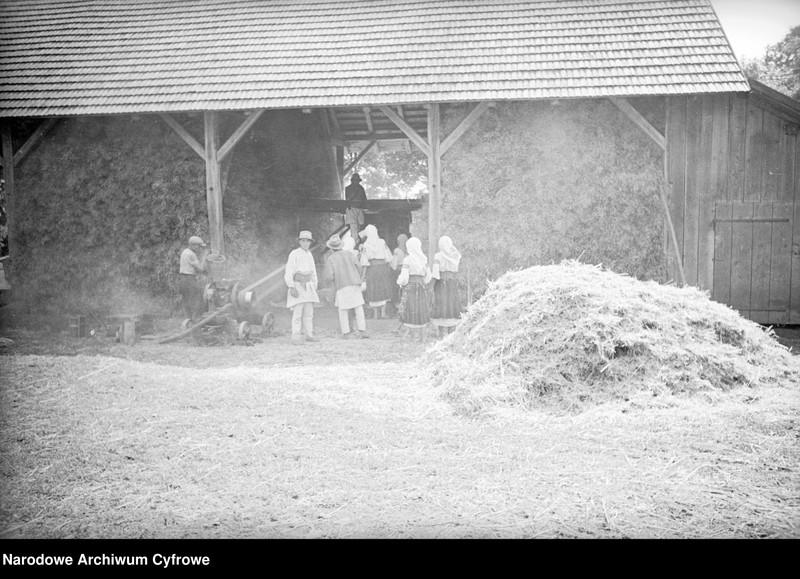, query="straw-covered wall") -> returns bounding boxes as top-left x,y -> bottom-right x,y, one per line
11,112 -> 339,317
438,99 -> 669,295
